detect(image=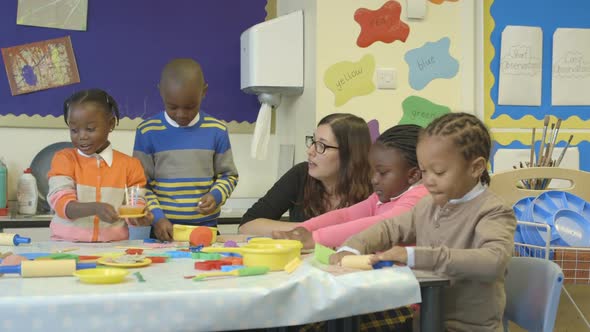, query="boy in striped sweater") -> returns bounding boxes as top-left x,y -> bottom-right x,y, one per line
133,59 -> 239,241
